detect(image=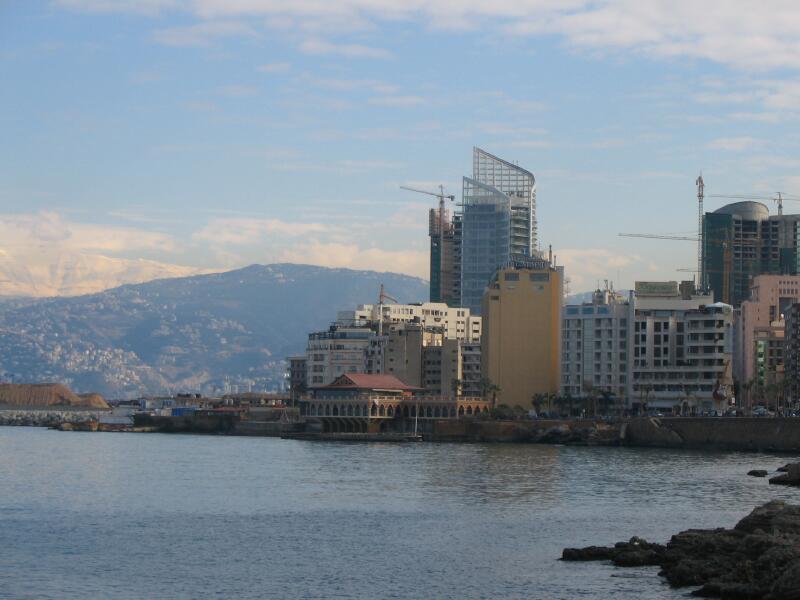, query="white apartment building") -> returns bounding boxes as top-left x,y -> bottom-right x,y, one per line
305,326 -> 376,386
631,282 -> 733,414
337,302 -> 481,342
561,288 -> 631,403
306,303 -> 482,391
